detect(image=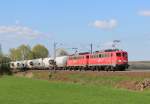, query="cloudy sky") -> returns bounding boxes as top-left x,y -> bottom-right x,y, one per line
0,0 -> 150,61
